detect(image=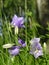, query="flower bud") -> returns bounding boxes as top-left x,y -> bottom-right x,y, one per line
11,56 -> 15,62
3,43 -> 15,48
43,42 -> 47,51
15,26 -> 18,34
